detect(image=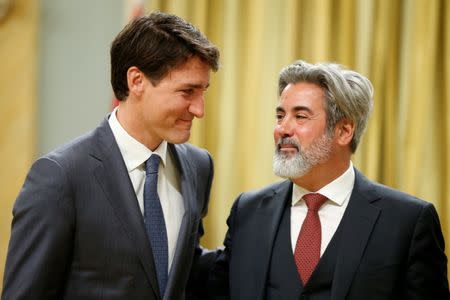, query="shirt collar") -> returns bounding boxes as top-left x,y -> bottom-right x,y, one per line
292,162 -> 355,207
108,107 -> 168,172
